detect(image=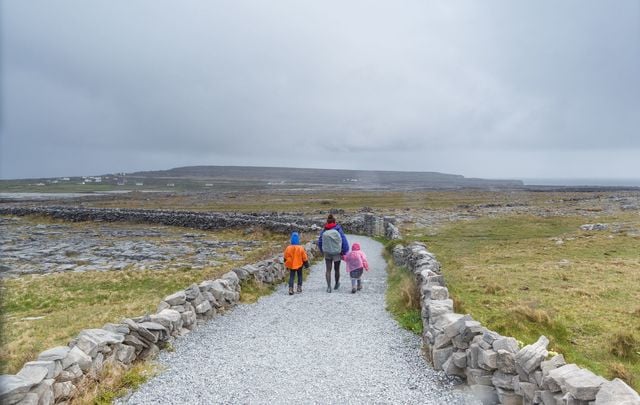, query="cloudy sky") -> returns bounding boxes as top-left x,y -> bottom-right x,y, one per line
1,1 -> 639,181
